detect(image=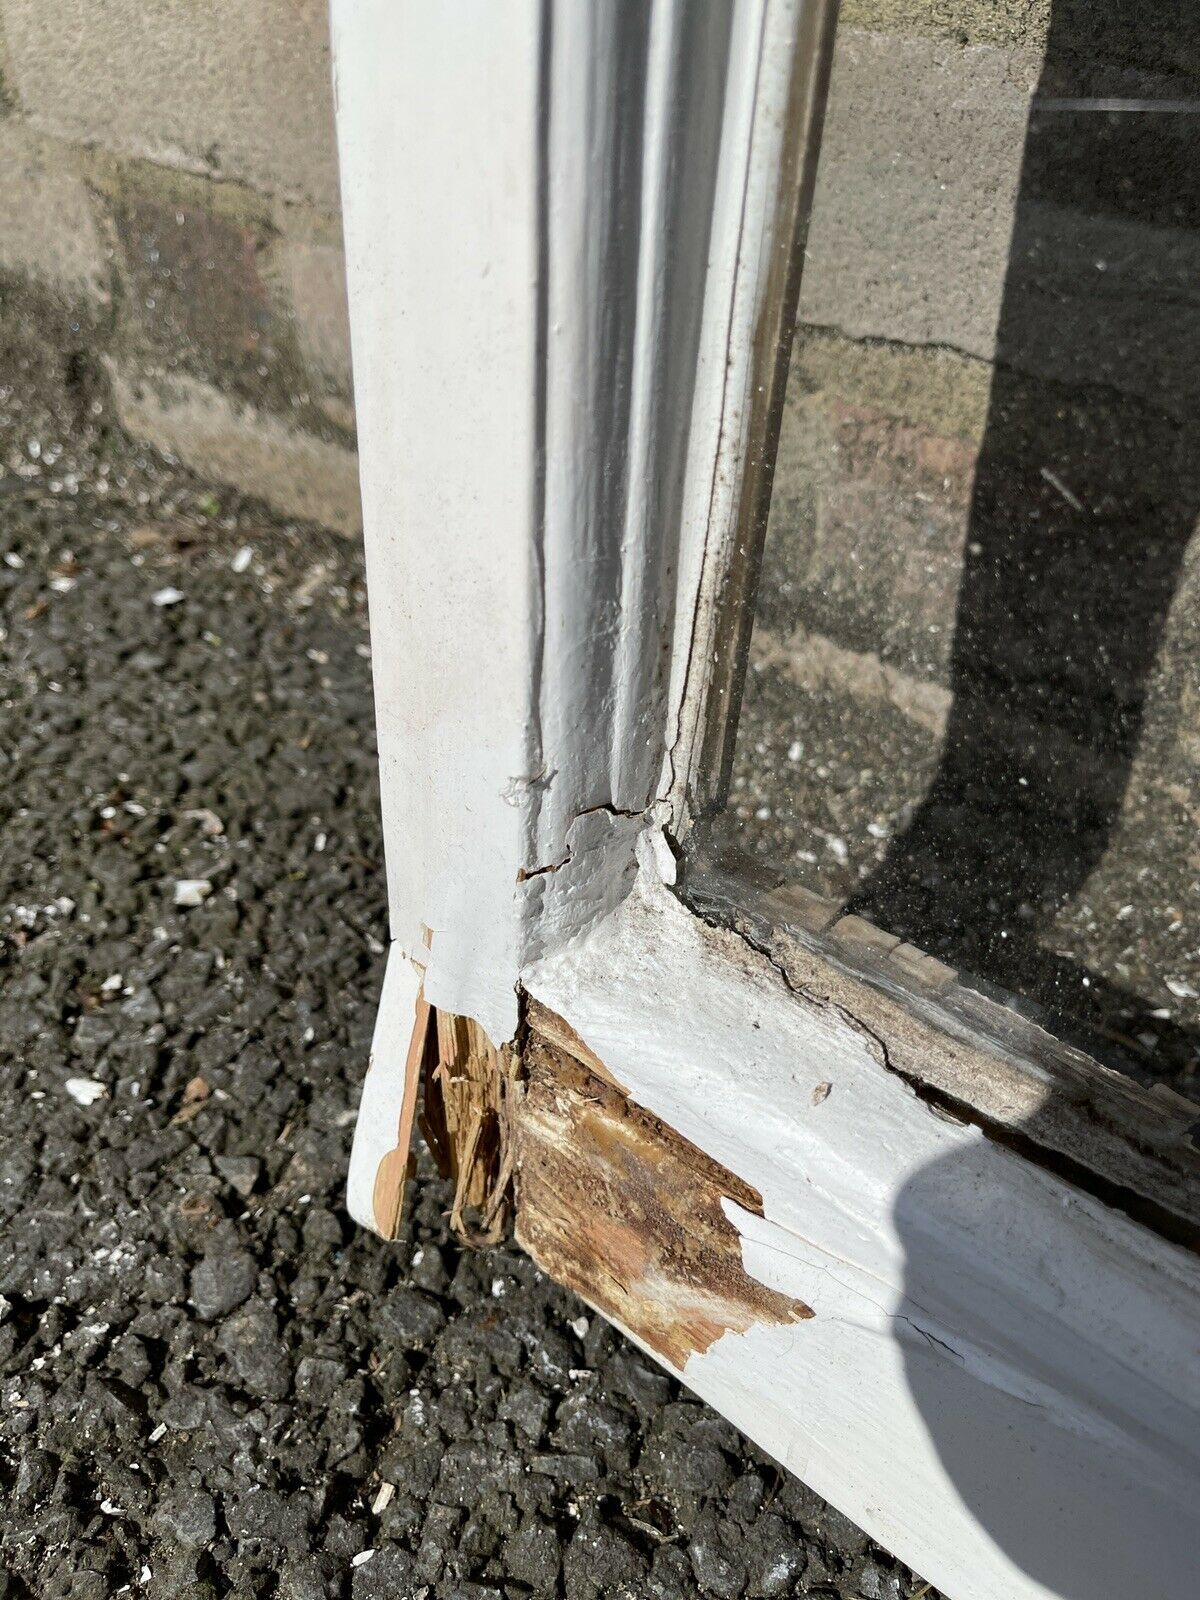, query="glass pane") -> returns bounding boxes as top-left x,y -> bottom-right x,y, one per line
715,2 -> 1200,1091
